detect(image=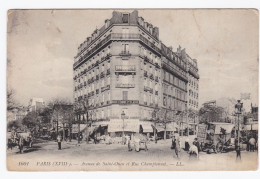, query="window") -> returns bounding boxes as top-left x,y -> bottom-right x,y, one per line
122,44 -> 129,53
122,14 -> 129,23
123,91 -> 128,100
163,96 -> 167,106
